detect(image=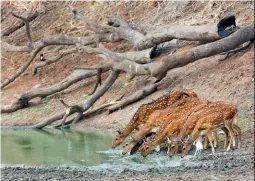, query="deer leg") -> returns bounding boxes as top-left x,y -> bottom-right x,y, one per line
203,136 -> 209,149
188,128 -> 201,155
224,120 -> 236,150
194,149 -> 198,156
212,131 -> 218,148
155,145 -> 160,152
206,129 -> 216,154
220,127 -> 229,149
232,124 -> 241,149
